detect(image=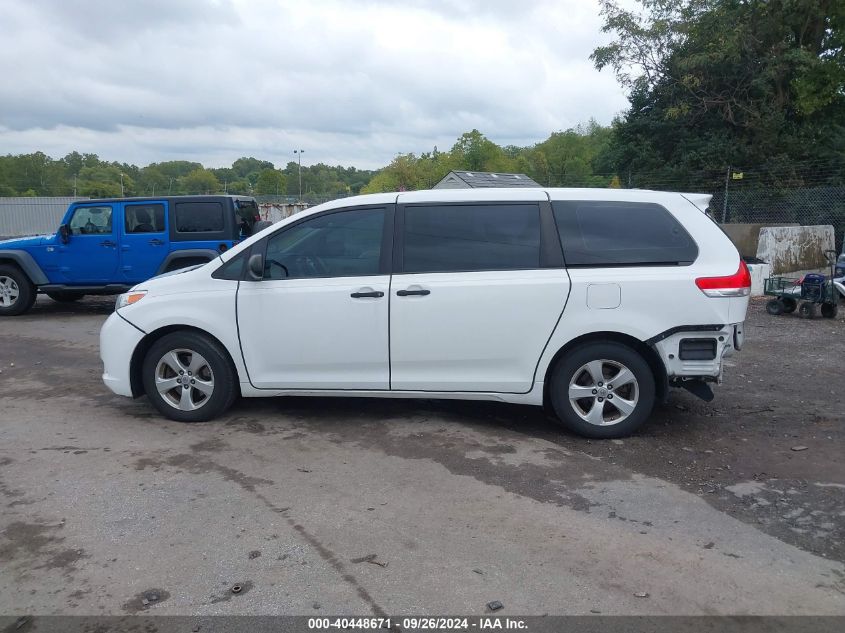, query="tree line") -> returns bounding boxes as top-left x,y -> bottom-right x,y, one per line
1,1 -> 841,199
0,153 -> 376,199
